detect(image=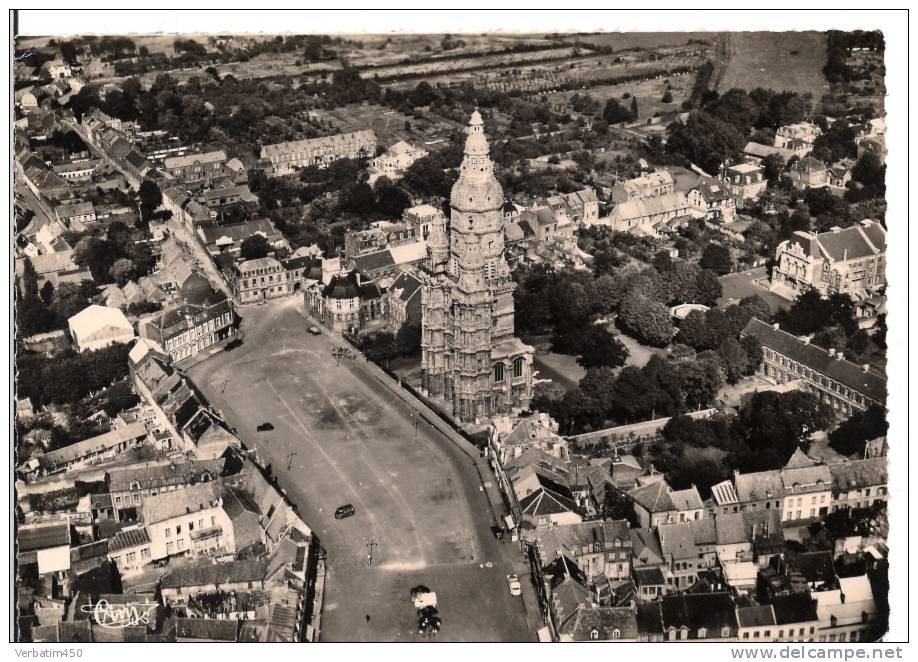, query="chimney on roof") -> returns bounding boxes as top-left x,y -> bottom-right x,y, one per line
801,336 -> 811,345
862,364 -> 870,373
772,323 -> 780,330
828,348 -> 836,358
837,352 -> 845,361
